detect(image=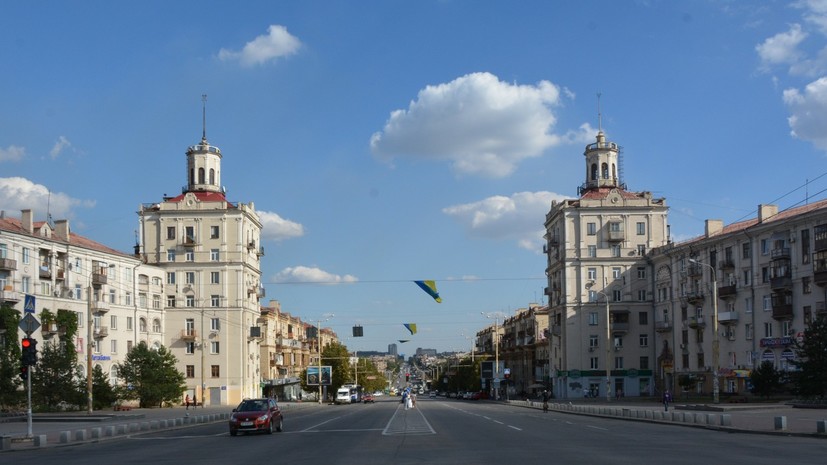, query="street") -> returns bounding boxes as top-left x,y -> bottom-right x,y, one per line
5,397 -> 827,464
